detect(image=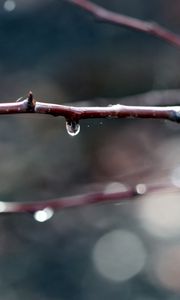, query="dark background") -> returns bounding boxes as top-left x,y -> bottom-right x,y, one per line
0,0 -> 180,299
